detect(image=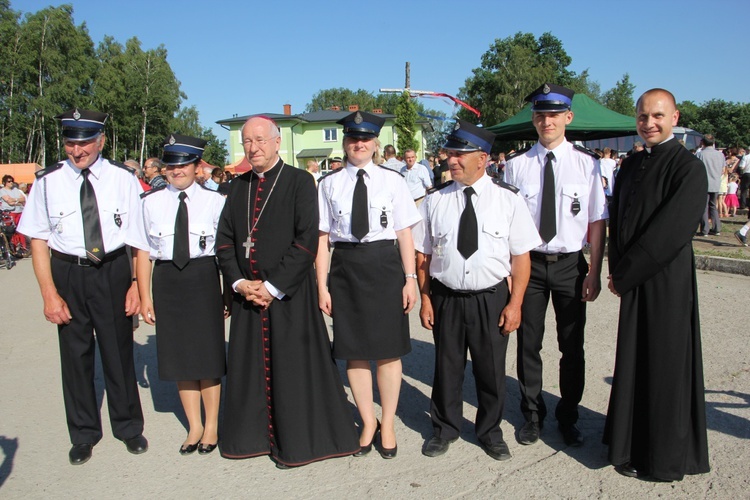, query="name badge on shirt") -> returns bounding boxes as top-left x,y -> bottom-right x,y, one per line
114,213 -> 122,227
199,235 -> 206,250
380,208 -> 388,228
571,197 -> 581,216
